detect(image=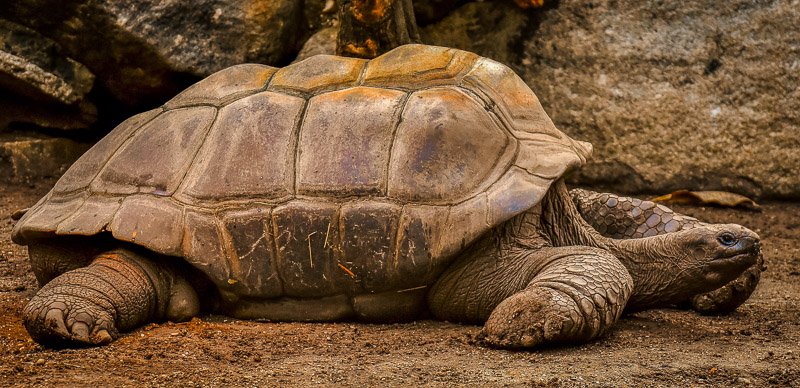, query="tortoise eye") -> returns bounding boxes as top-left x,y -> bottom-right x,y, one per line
718,232 -> 737,246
